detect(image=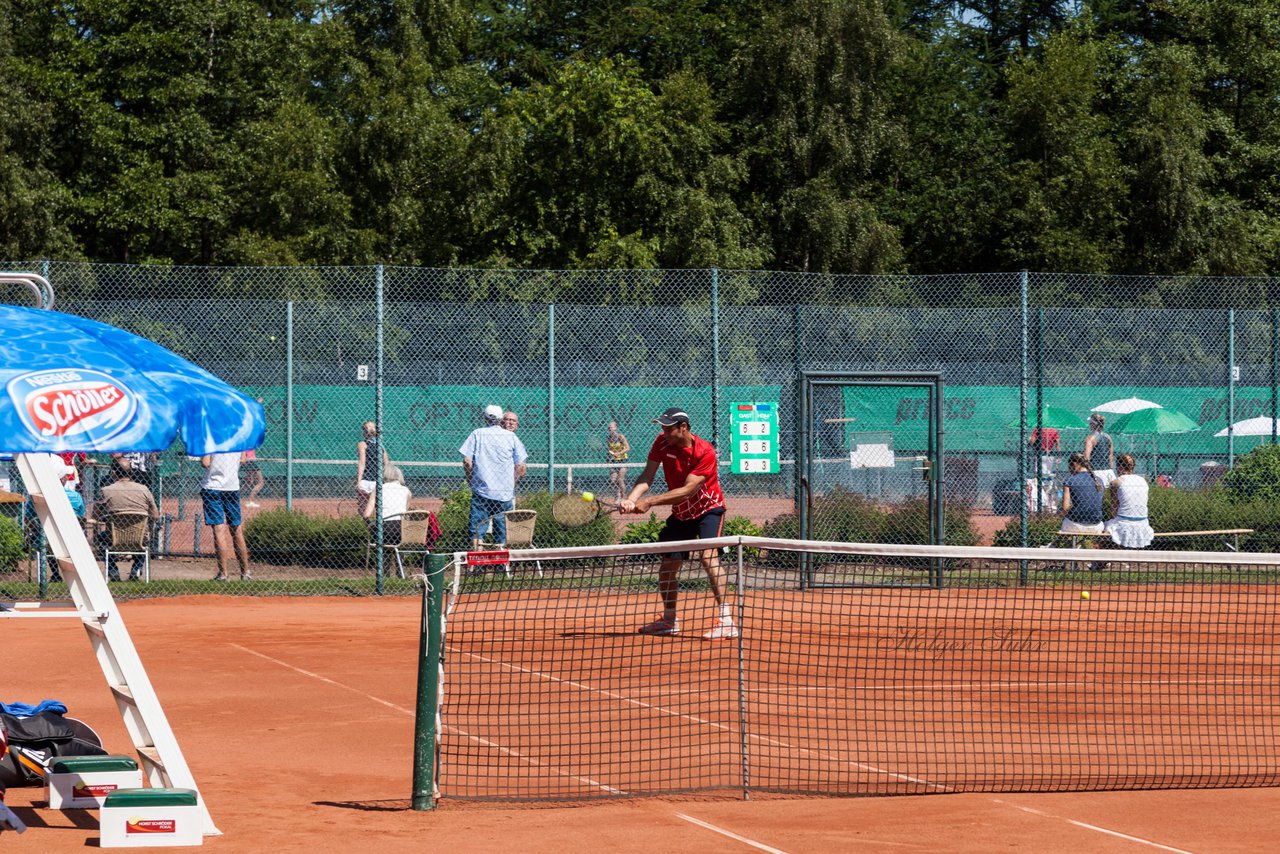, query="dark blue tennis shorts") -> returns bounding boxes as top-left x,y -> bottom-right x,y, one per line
658,507 -> 726,559
202,489 -> 242,527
